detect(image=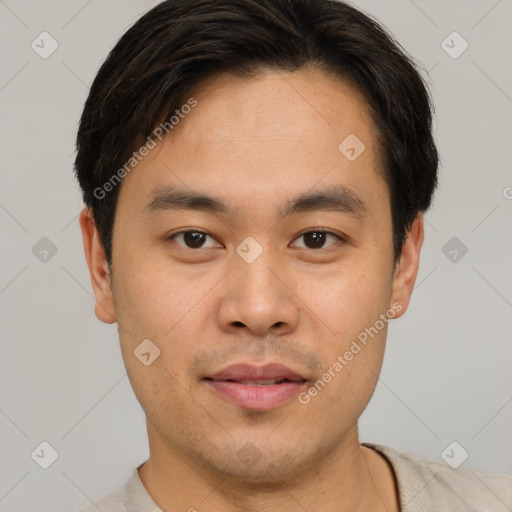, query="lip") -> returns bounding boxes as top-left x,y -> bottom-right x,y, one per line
208,363 -> 306,382
203,363 -> 308,411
